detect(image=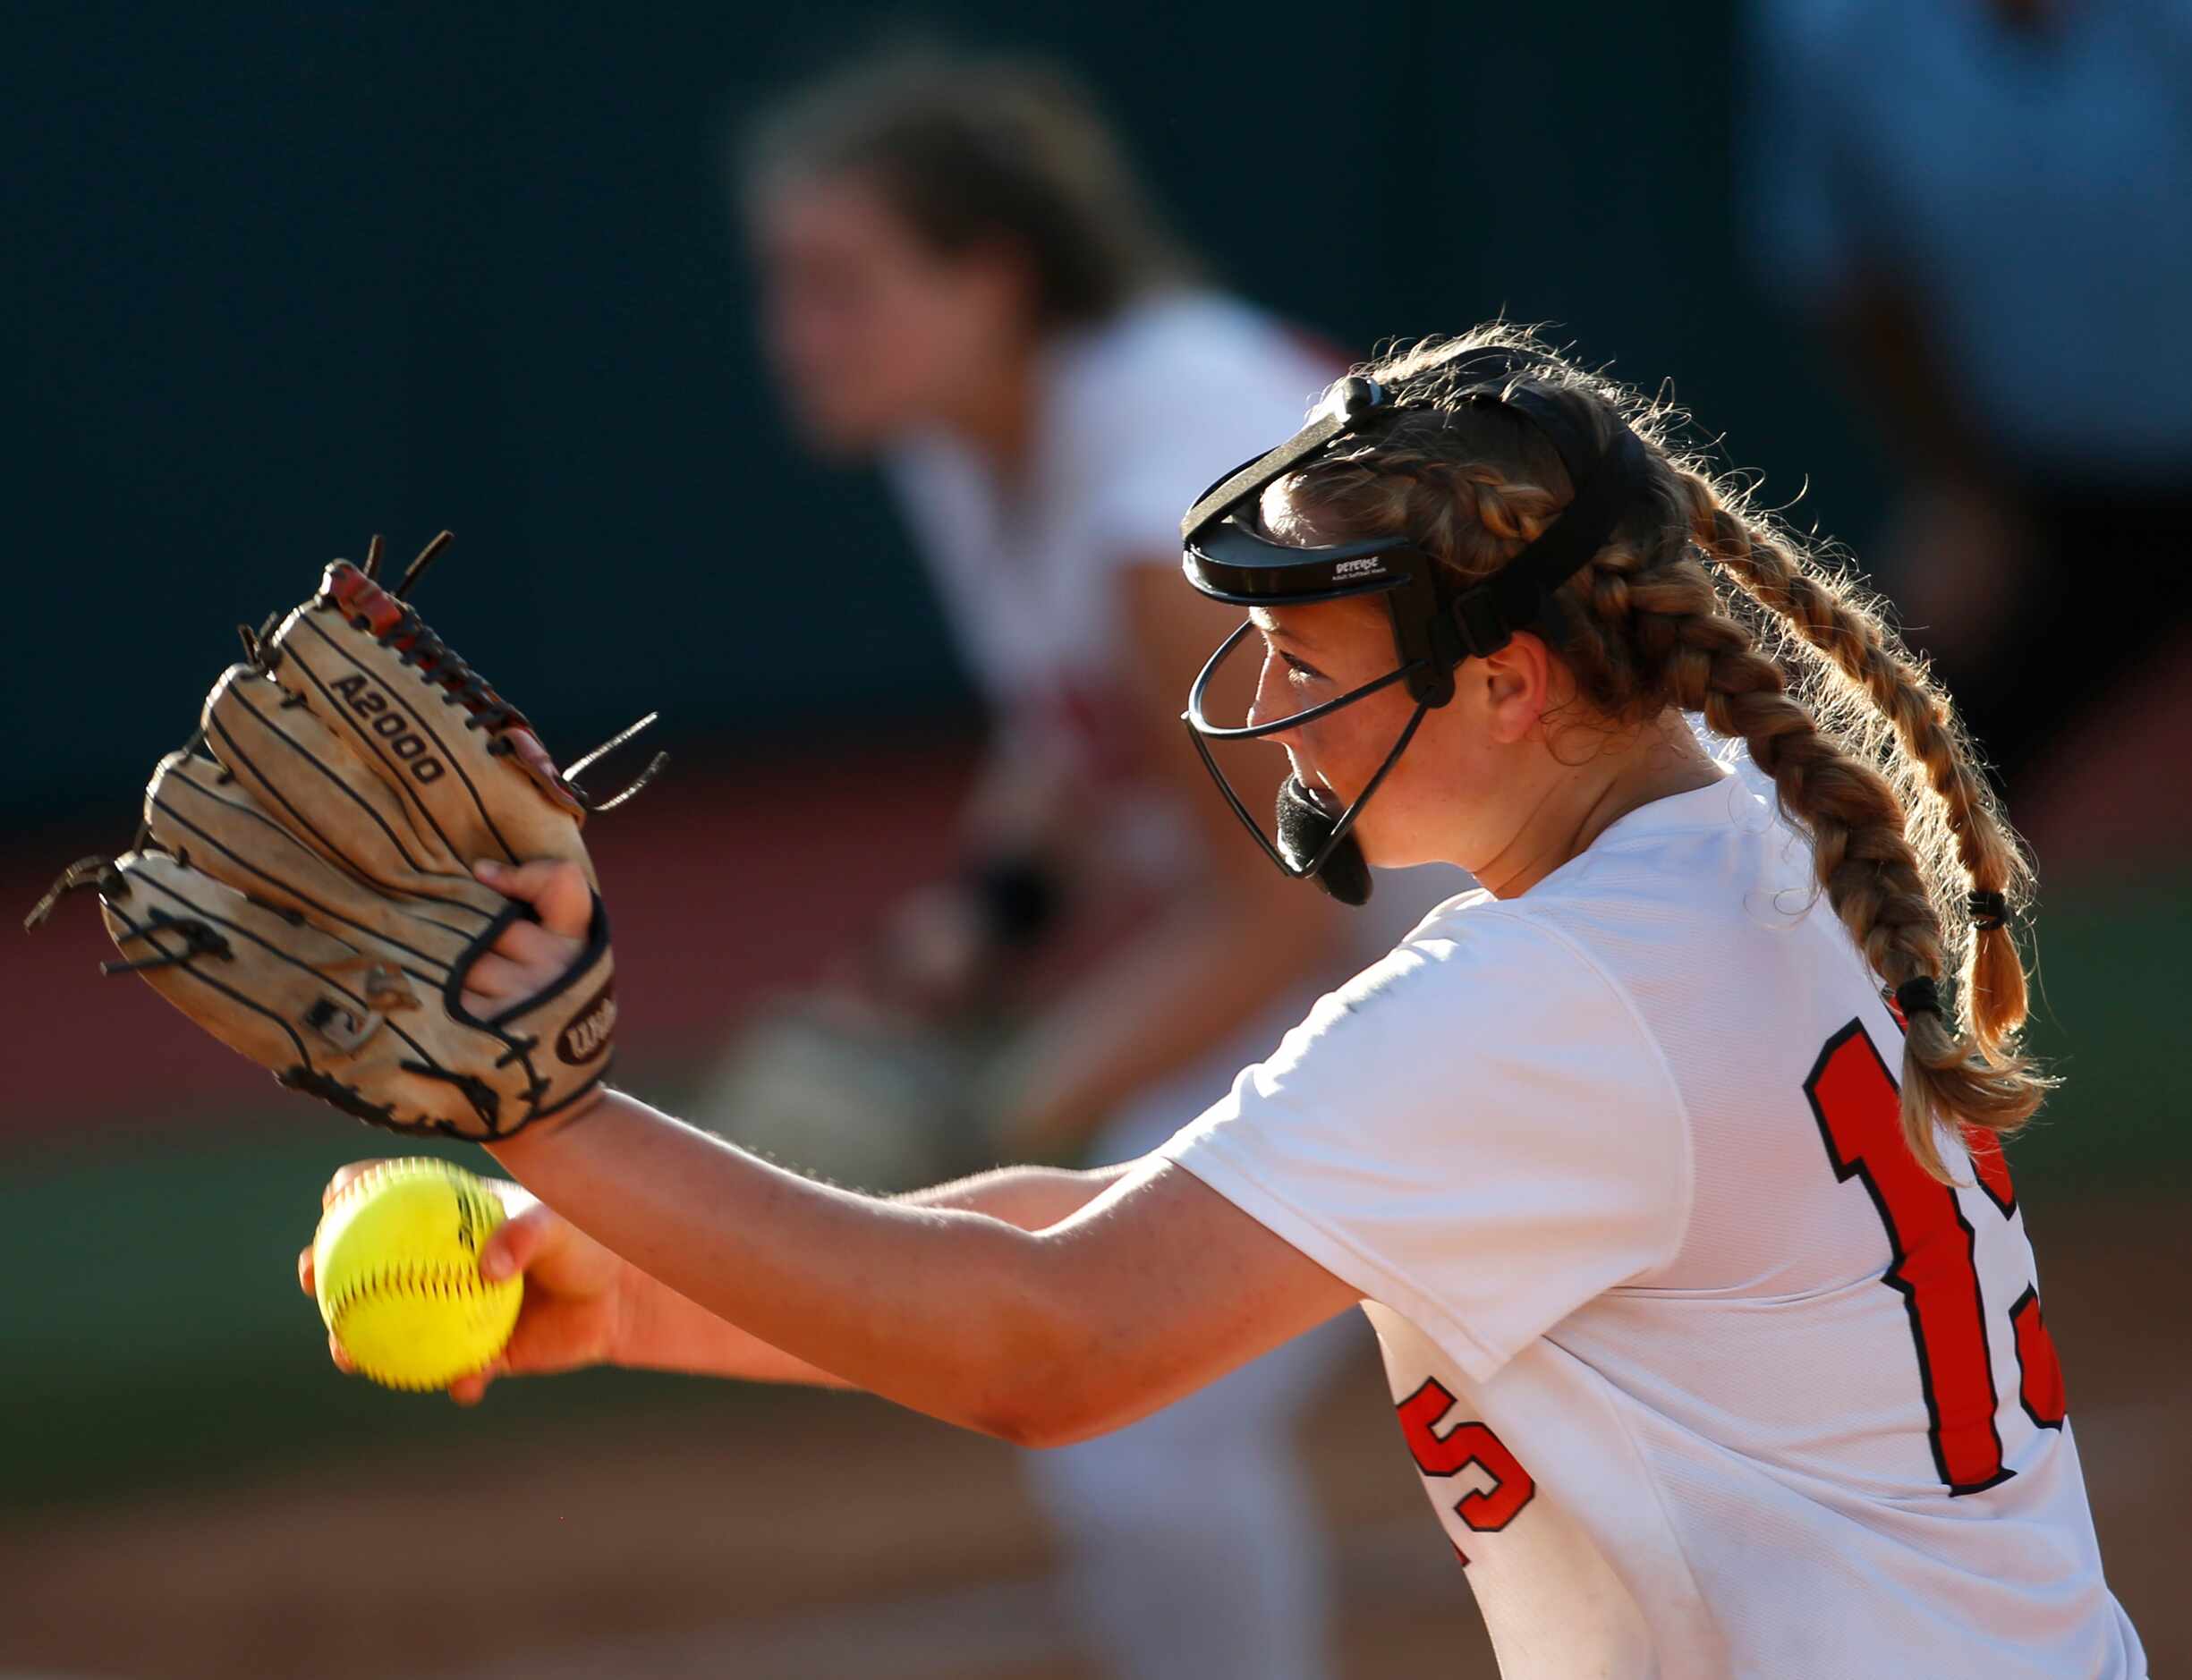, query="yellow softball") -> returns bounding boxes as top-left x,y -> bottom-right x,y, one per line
312,1158 -> 523,1391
